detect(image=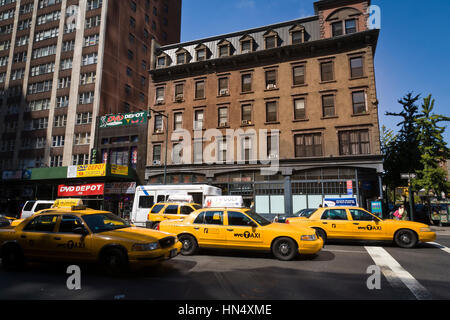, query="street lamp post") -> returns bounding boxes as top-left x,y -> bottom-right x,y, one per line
149,108 -> 169,185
